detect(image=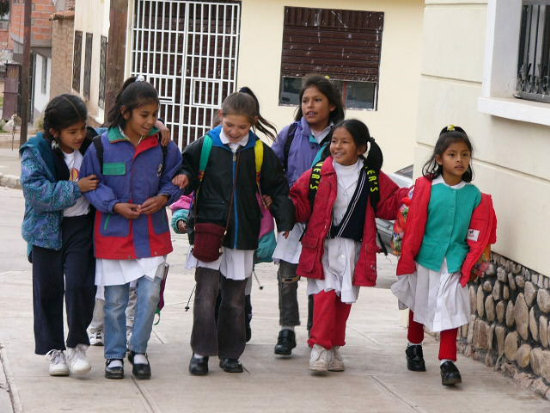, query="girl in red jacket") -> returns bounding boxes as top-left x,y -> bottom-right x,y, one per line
291,119 -> 408,374
391,125 -> 496,386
